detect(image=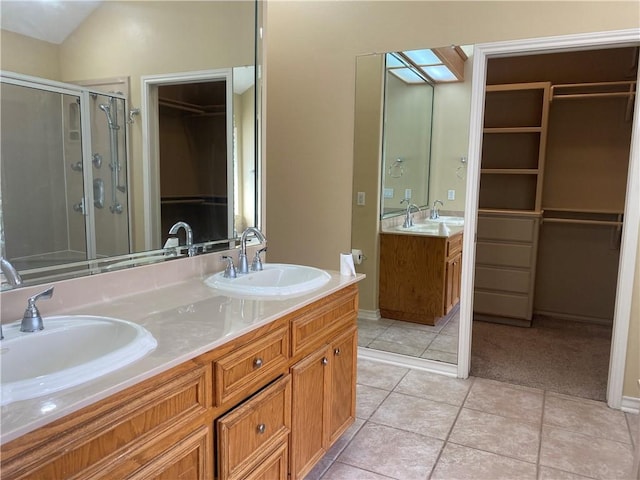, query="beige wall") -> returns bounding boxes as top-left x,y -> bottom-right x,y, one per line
264,1 -> 640,396
1,30 -> 61,80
